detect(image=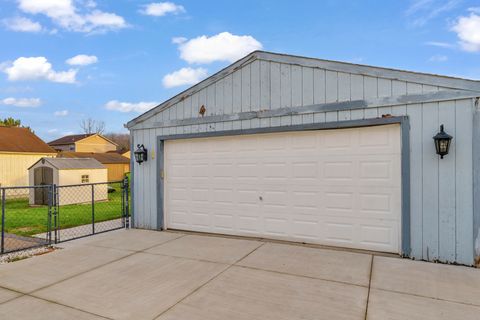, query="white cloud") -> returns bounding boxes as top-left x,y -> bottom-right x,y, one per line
429,54 -> 448,62
47,128 -> 58,133
66,54 -> 98,66
3,57 -> 77,84
452,12 -> 480,52
468,7 -> 480,14
1,97 -> 41,107
162,67 -> 207,88
172,36 -> 187,44
54,110 -> 69,116
406,0 -> 461,27
177,32 -> 263,64
405,0 -> 434,16
141,2 -> 185,16
16,0 -> 127,33
105,100 -> 158,113
84,10 -> 126,32
3,17 -> 42,32
425,41 -> 454,48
